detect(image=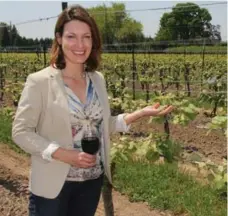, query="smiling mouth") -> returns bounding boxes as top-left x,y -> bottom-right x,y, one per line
72,51 -> 85,55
